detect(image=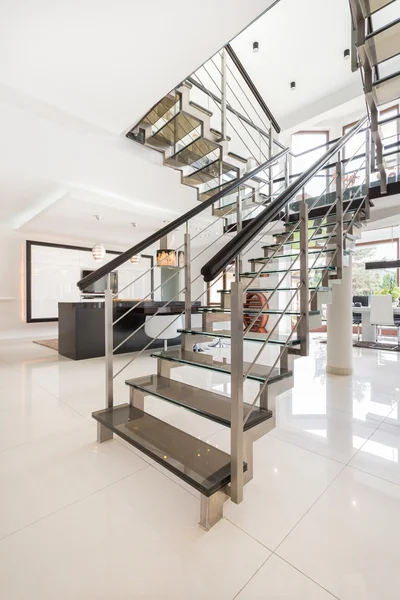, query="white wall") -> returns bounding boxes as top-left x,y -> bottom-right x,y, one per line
0,226 -> 159,340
